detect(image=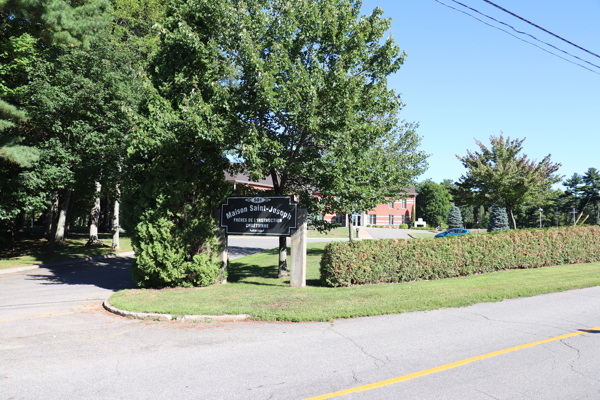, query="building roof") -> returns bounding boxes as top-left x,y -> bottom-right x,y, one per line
225,170 -> 416,196
224,170 -> 274,188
